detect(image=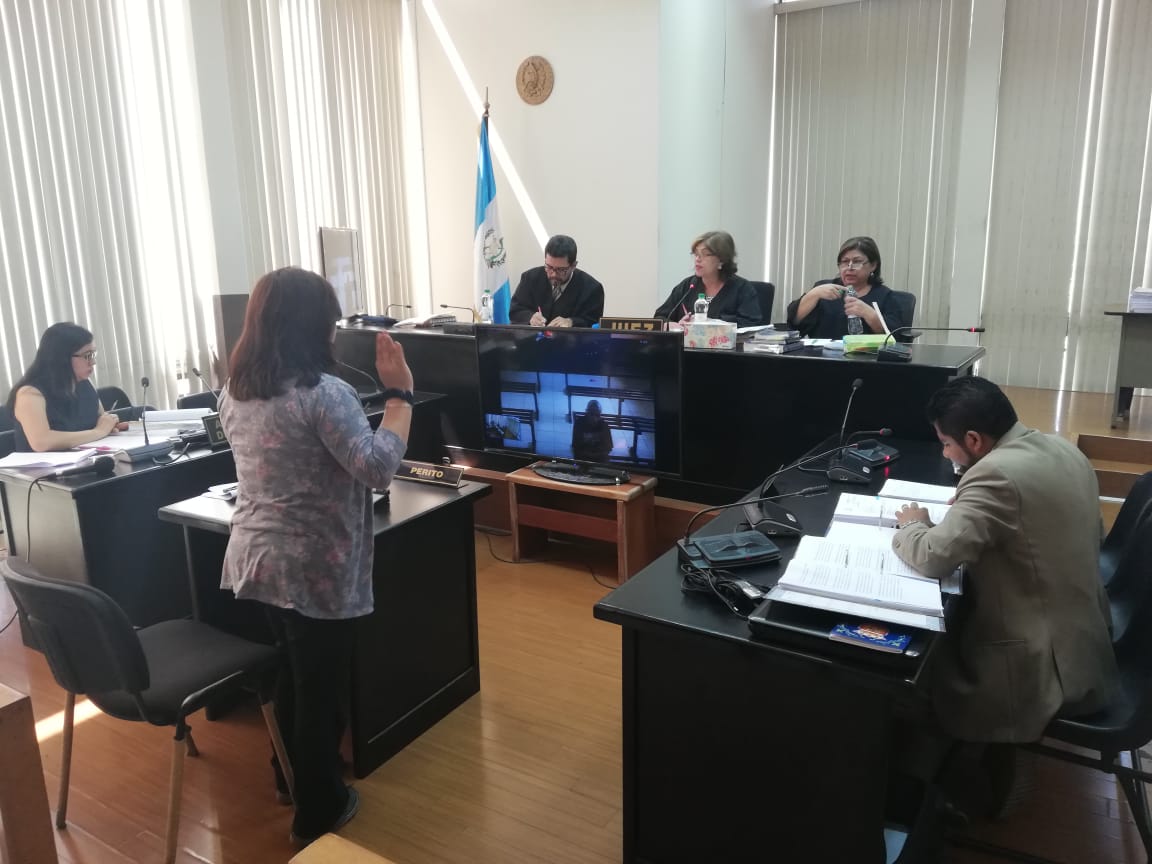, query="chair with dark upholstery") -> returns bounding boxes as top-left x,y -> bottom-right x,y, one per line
1101,471 -> 1152,588
0,556 -> 293,864
748,281 -> 776,325
177,390 -> 221,411
95,385 -> 132,412
889,291 -> 918,342
0,404 -> 13,459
